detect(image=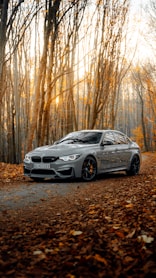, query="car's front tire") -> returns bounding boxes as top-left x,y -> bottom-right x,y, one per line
126,155 -> 140,176
81,156 -> 97,181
